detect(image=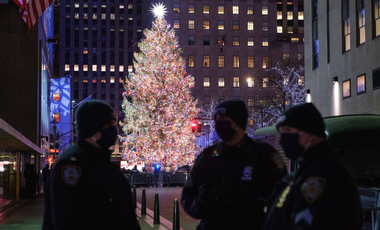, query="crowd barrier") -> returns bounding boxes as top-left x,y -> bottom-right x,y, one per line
124,172 -> 187,187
